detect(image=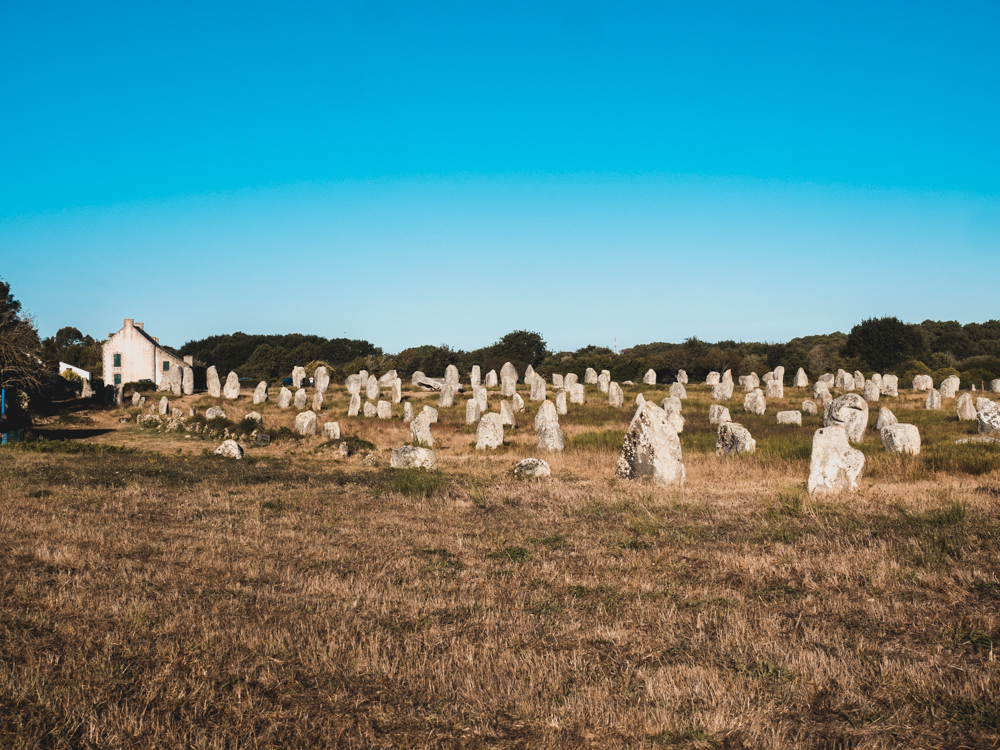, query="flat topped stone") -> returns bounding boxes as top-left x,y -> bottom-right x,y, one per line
295,410 -> 317,436
776,410 -> 802,425
716,422 -> 756,455
709,404 -> 730,424
881,423 -> 920,455
615,402 -> 685,487
390,446 -> 437,470
744,388 -> 766,415
476,413 -> 504,449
